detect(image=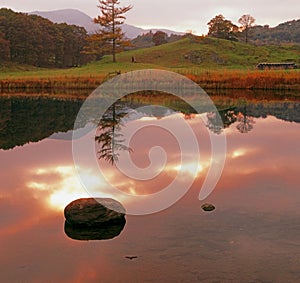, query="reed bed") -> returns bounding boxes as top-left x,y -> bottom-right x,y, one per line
183,69 -> 300,90
0,75 -> 105,93
0,70 -> 299,94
